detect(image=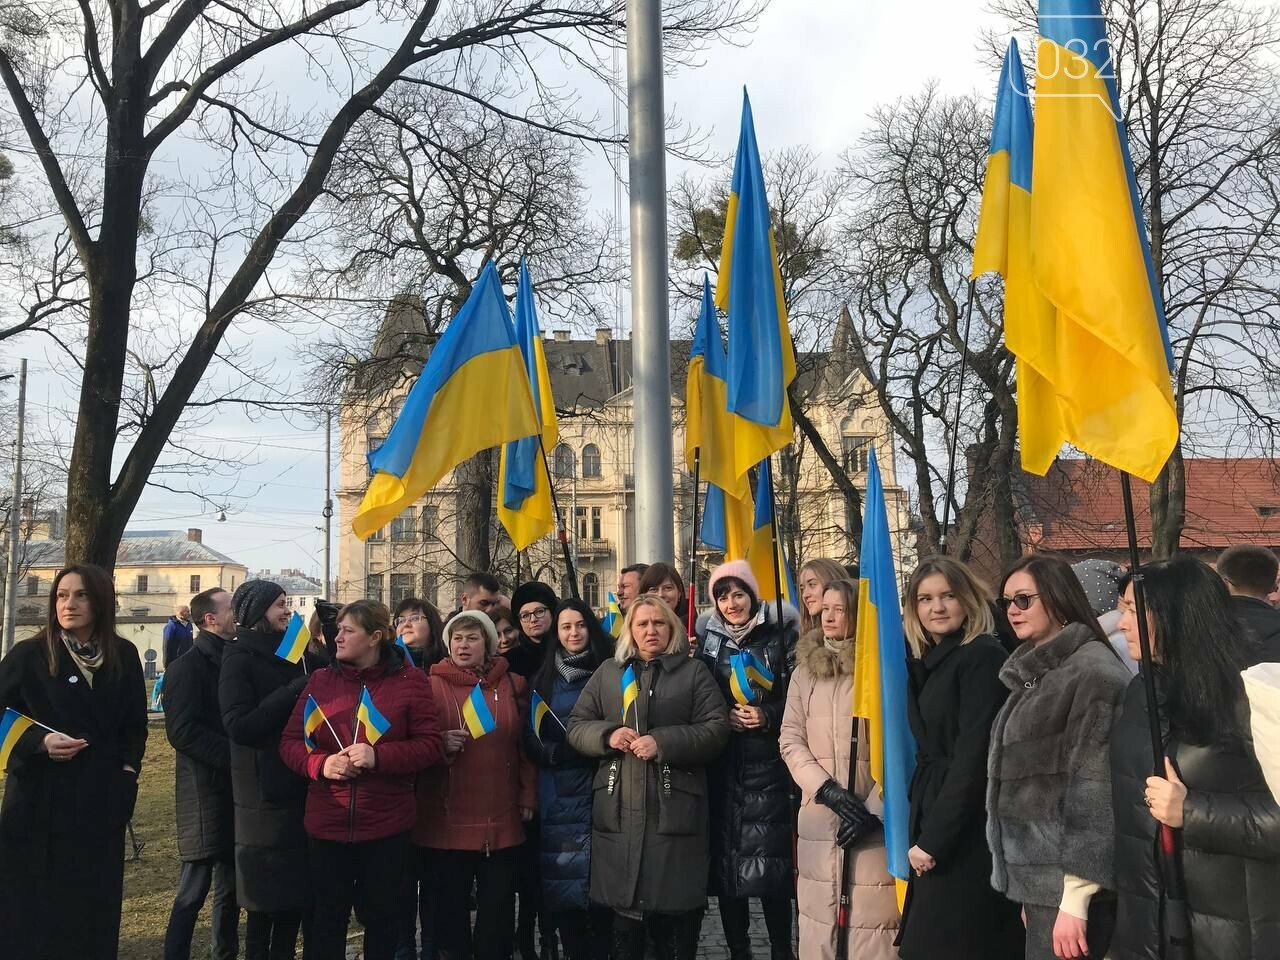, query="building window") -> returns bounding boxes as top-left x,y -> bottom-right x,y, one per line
368,525 -> 385,542
367,434 -> 386,456
583,572 -> 600,609
391,508 -> 416,542
422,506 -> 439,539
590,507 -> 602,539
137,575 -> 149,594
366,574 -> 384,603
575,506 -> 588,540
190,575 -> 201,594
25,575 -> 39,596
696,567 -> 711,605
840,424 -> 872,476
582,444 -> 602,478
421,573 -> 438,605
390,573 -> 415,606
553,443 -> 576,479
